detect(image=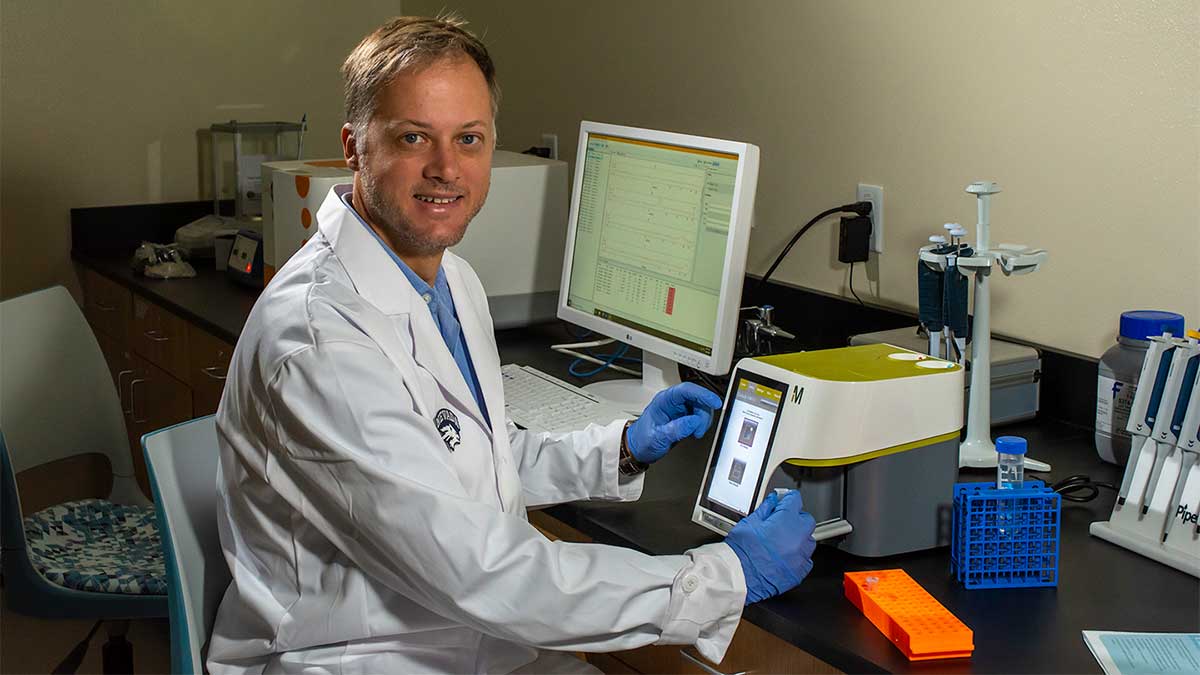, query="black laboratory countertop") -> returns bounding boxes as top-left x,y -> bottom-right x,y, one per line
73,253 -> 256,345
502,333 -> 1200,674
74,254 -> 1200,674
